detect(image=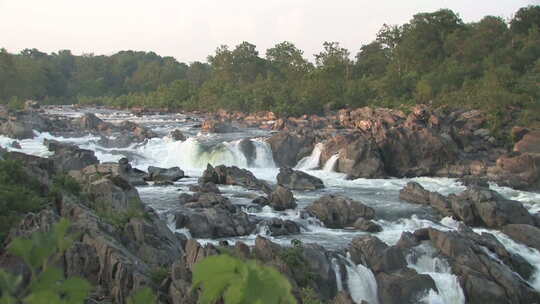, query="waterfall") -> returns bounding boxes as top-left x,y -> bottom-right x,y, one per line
295,143 -> 324,170
323,154 -> 339,172
346,262 -> 379,304
135,137 -> 275,170
406,243 -> 465,304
